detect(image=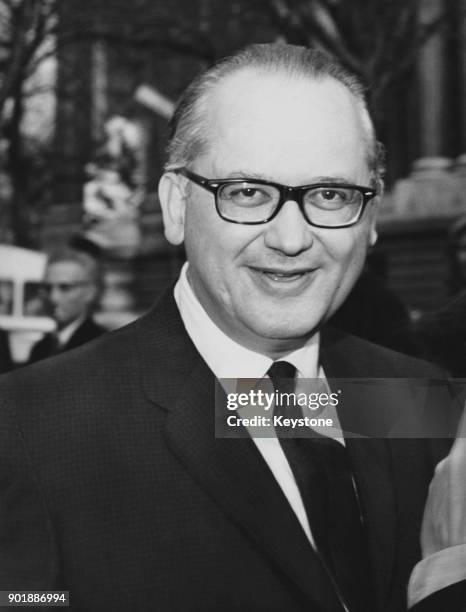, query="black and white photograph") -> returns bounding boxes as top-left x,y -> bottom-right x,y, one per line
0,1 -> 465,610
